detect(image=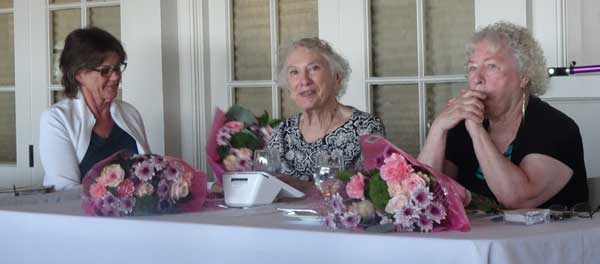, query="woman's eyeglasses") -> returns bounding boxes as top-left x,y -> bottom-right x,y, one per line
90,63 -> 127,77
548,203 -> 600,221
